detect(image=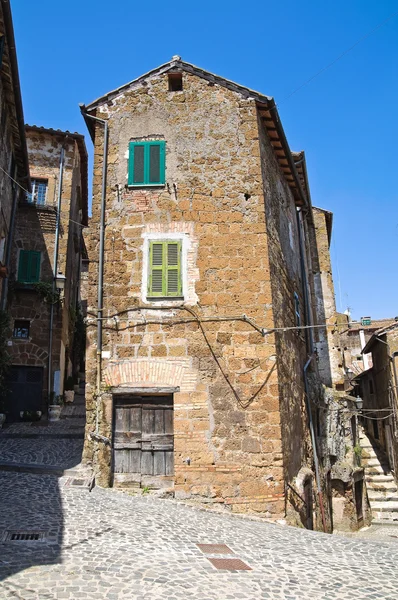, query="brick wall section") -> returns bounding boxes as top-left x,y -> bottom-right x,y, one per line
85,70 -> 328,520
